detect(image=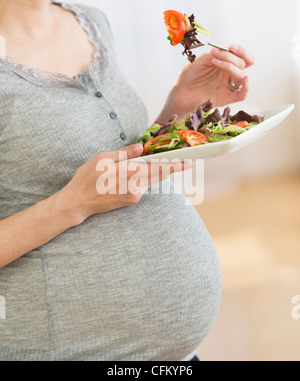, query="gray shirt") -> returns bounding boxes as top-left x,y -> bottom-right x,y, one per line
0,2 -> 222,361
